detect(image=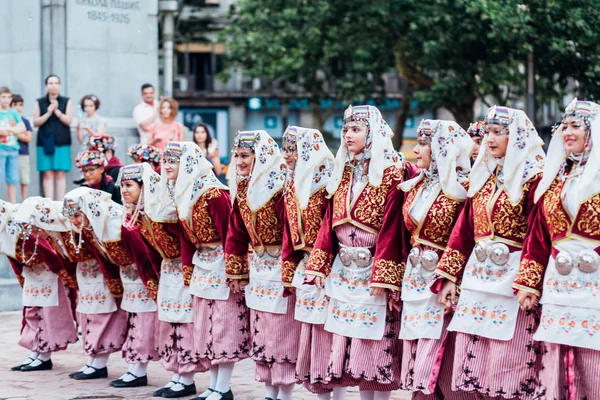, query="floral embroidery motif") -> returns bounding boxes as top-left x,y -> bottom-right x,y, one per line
436,248 -> 468,280
24,283 -> 54,299
225,253 -> 248,278
123,287 -> 153,305
248,281 -> 281,302
80,289 -> 109,305
545,275 -> 600,296
331,271 -> 370,292
330,303 -> 379,327
465,261 -> 513,282
250,253 -> 281,273
455,299 -> 509,326
514,258 -> 546,294
191,269 -> 226,289
158,297 -> 193,315
371,259 -> 404,289
296,293 -> 328,313
306,248 -> 334,277
78,260 -> 101,279
120,264 -> 140,281
402,305 -> 443,328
